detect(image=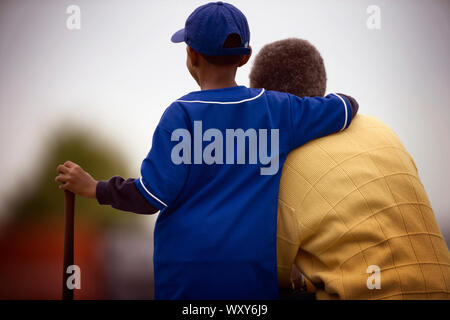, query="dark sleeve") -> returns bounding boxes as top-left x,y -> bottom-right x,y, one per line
337,93 -> 359,118
96,176 -> 158,214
